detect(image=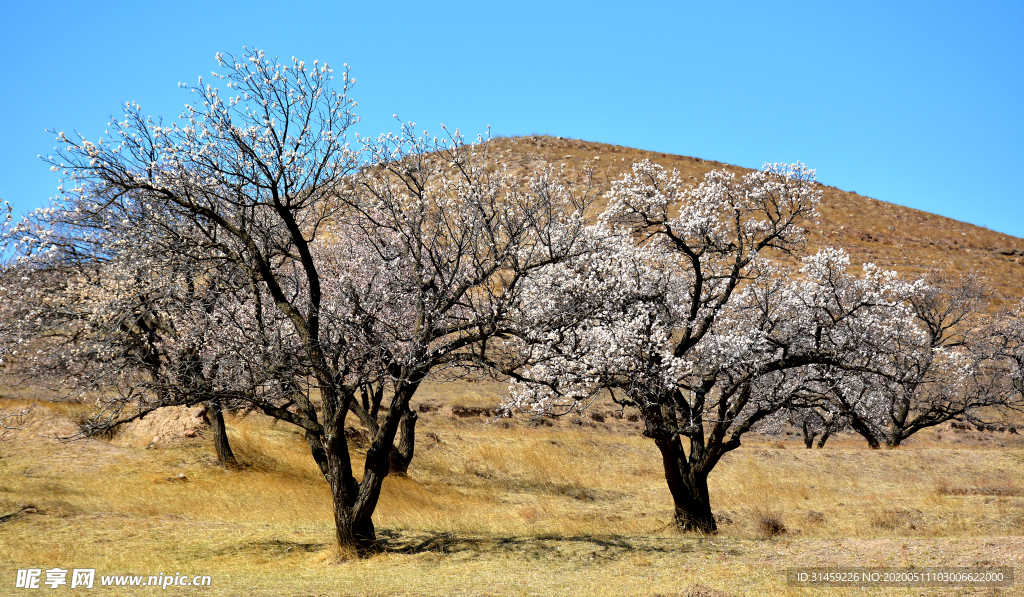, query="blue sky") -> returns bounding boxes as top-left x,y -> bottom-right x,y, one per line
2,1 -> 1022,237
